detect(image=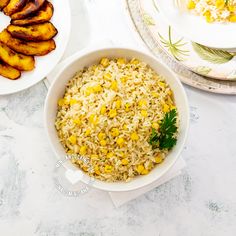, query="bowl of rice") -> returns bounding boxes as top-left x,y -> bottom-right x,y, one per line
157,0 -> 236,49
44,47 -> 189,192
